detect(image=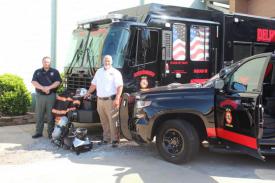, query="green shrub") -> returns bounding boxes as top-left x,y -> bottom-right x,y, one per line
57,72 -> 65,94
0,74 -> 31,116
